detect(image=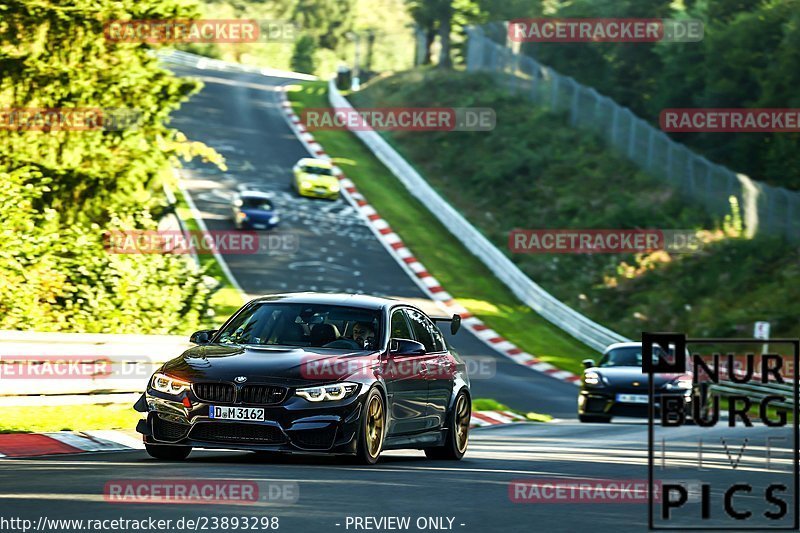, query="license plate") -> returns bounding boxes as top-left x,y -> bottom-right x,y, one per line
616,394 -> 649,404
209,405 -> 265,421
252,223 -> 266,229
